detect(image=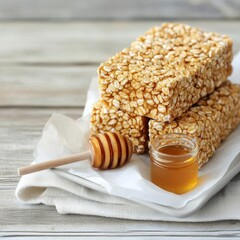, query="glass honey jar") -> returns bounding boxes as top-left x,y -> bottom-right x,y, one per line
150,133 -> 199,194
